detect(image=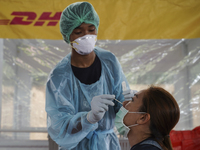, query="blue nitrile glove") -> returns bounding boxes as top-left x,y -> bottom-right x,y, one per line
87,95 -> 115,124
123,89 -> 138,101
